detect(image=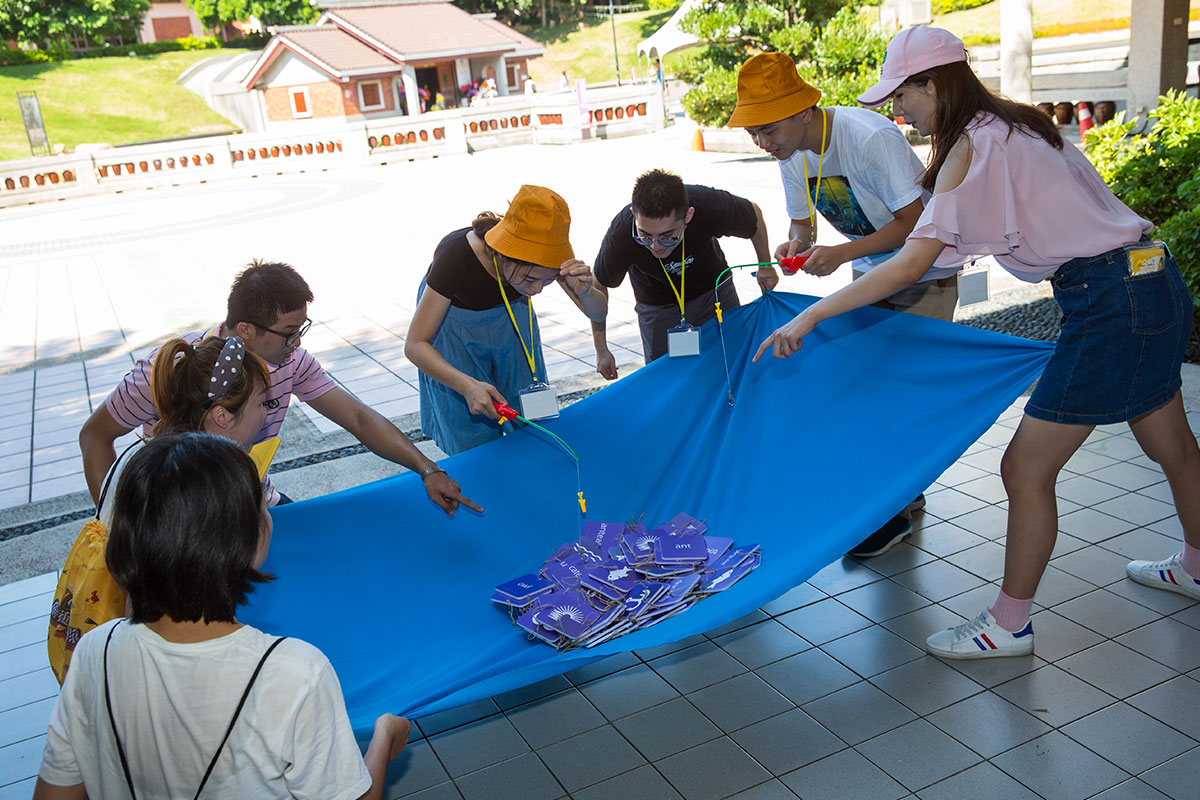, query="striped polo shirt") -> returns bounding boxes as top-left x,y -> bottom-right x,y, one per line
105,325 -> 336,502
